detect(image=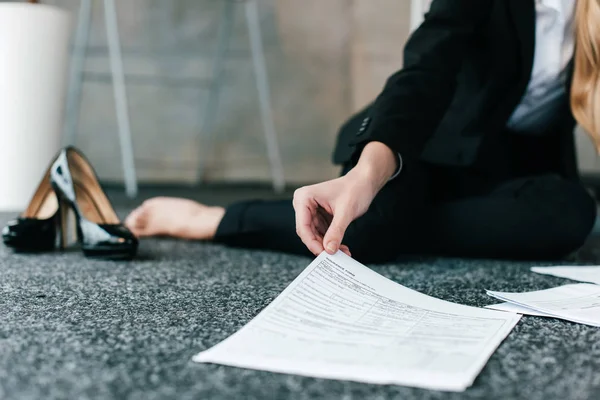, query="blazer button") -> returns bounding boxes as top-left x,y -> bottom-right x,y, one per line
357,117 -> 371,136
